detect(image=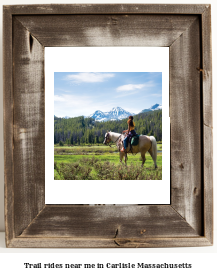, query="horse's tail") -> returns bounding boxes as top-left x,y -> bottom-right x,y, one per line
149,136 -> 157,168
